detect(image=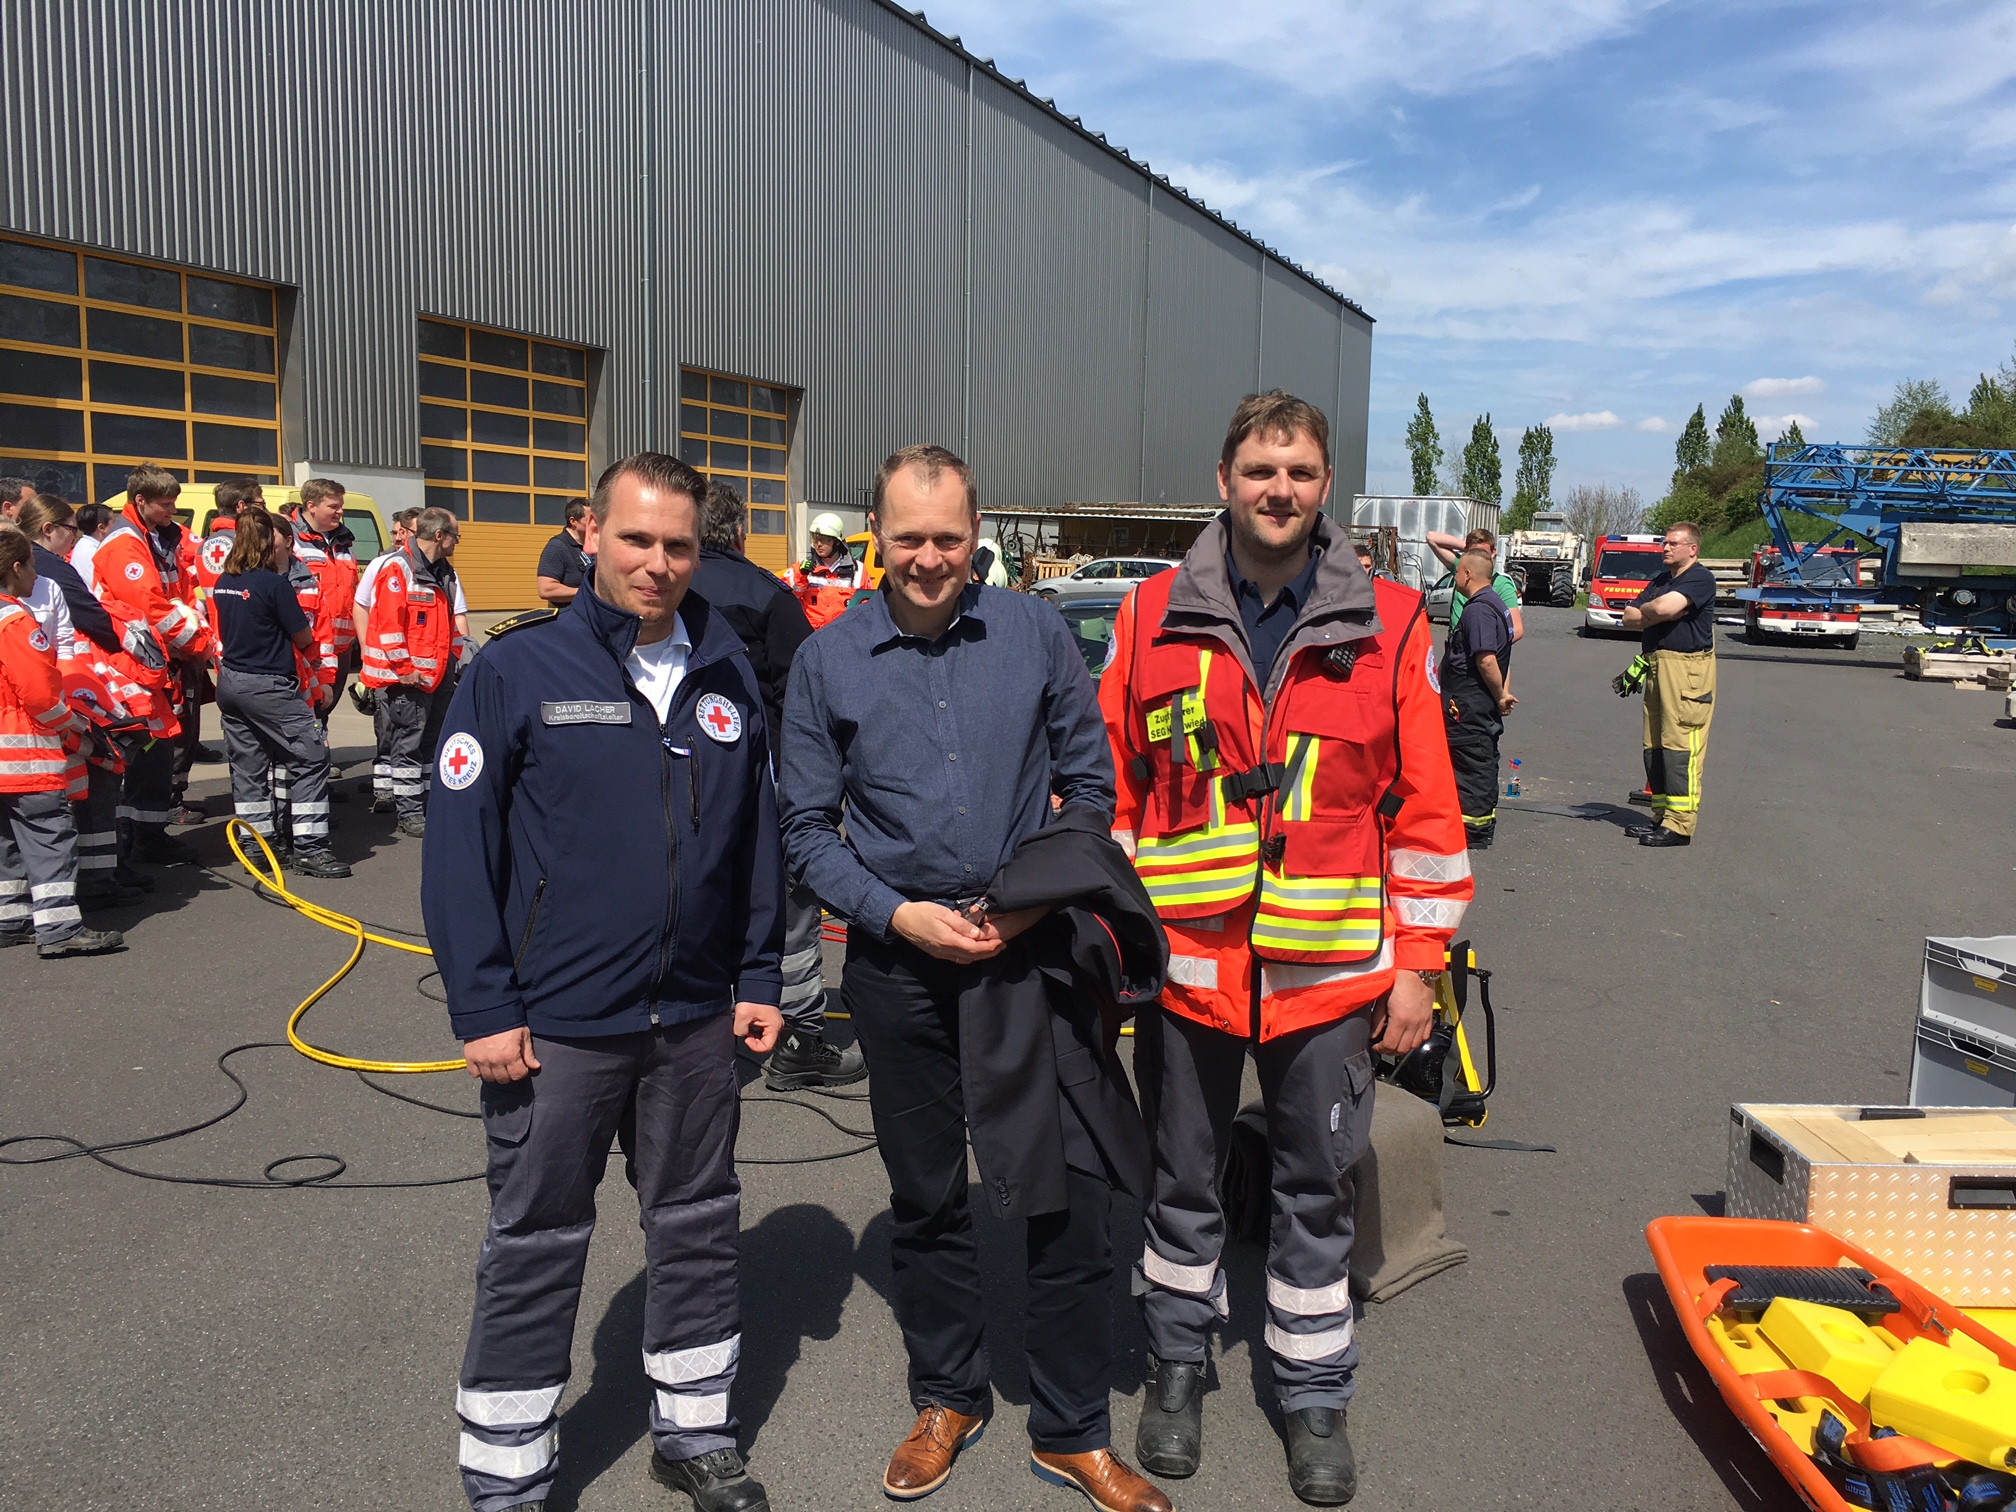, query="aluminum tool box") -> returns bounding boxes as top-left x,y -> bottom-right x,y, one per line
1911,935 -> 2016,1108
1727,1102 -> 2016,1305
